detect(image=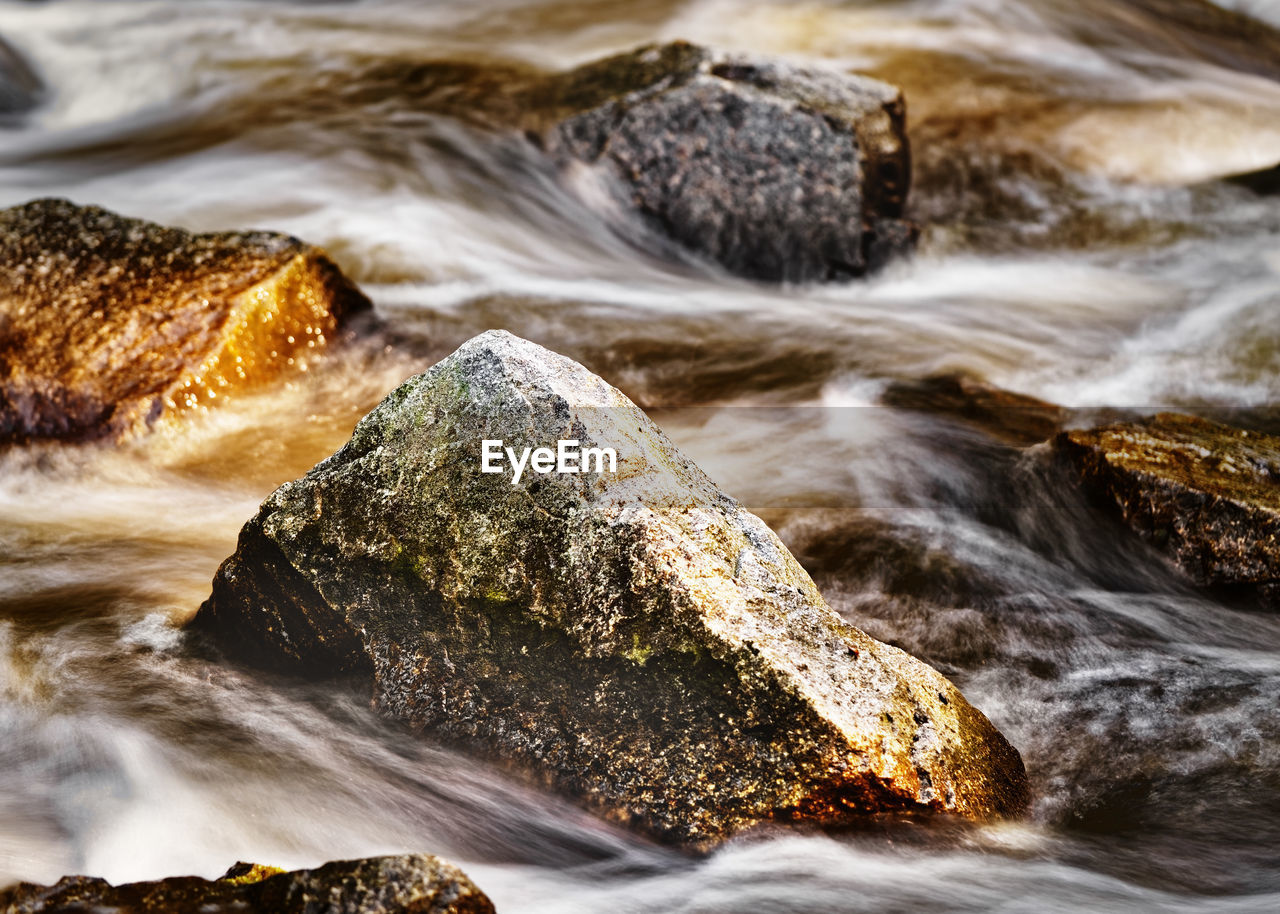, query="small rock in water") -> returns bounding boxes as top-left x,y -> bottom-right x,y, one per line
0,854 -> 494,914
192,330 -> 1028,846
1055,413 -> 1280,608
0,198 -> 371,444
530,43 -> 915,282
376,42 -> 914,282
